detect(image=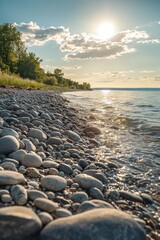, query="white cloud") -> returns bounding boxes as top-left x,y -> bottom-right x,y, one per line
137,39 -> 160,44
14,21 -> 69,46
14,21 -> 149,61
